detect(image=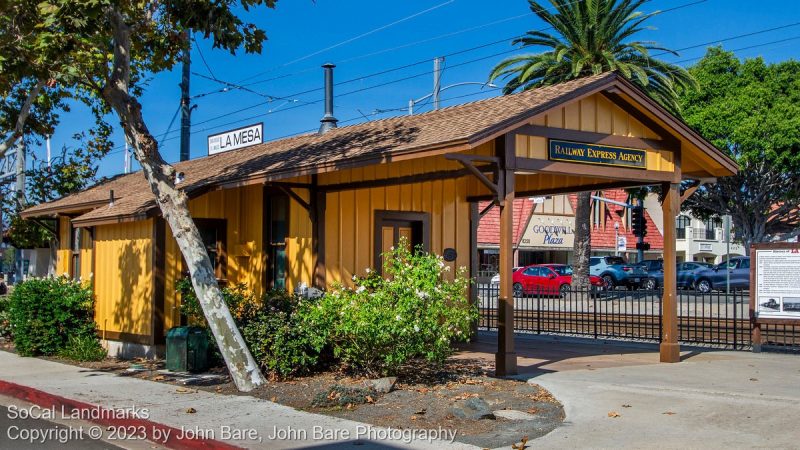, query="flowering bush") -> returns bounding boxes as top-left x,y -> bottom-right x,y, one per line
304,238 -> 476,375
